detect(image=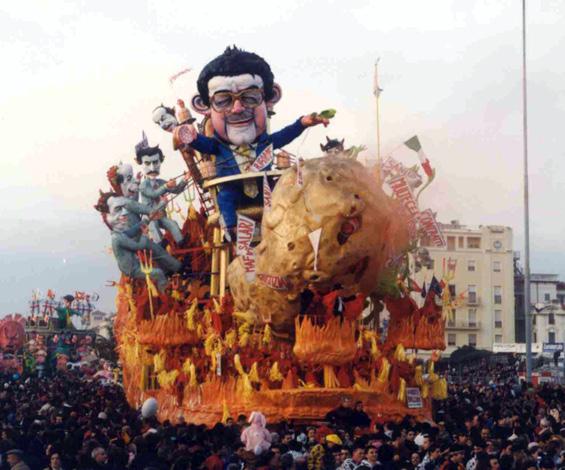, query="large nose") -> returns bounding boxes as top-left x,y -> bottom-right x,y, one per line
231,98 -> 245,113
